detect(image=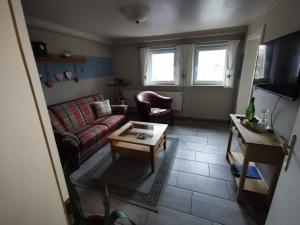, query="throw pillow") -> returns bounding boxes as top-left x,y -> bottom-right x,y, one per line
91,100 -> 112,118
